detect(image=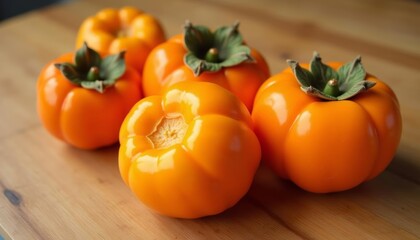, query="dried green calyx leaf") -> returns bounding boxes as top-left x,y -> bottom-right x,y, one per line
54,42 -> 126,93
287,52 -> 375,101
183,20 -> 254,76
